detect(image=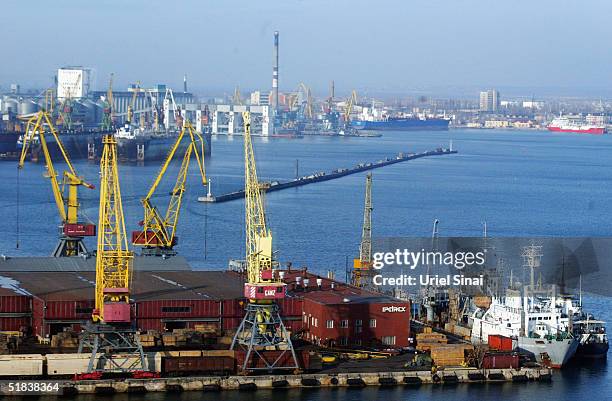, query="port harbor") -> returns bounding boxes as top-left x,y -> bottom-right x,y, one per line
199,147 -> 457,203
1,1 -> 612,400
